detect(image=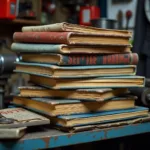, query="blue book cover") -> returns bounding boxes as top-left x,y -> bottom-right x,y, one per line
11,43 -> 131,54
14,62 -> 136,78
54,106 -> 149,127
26,96 -> 136,104
29,75 -> 145,89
